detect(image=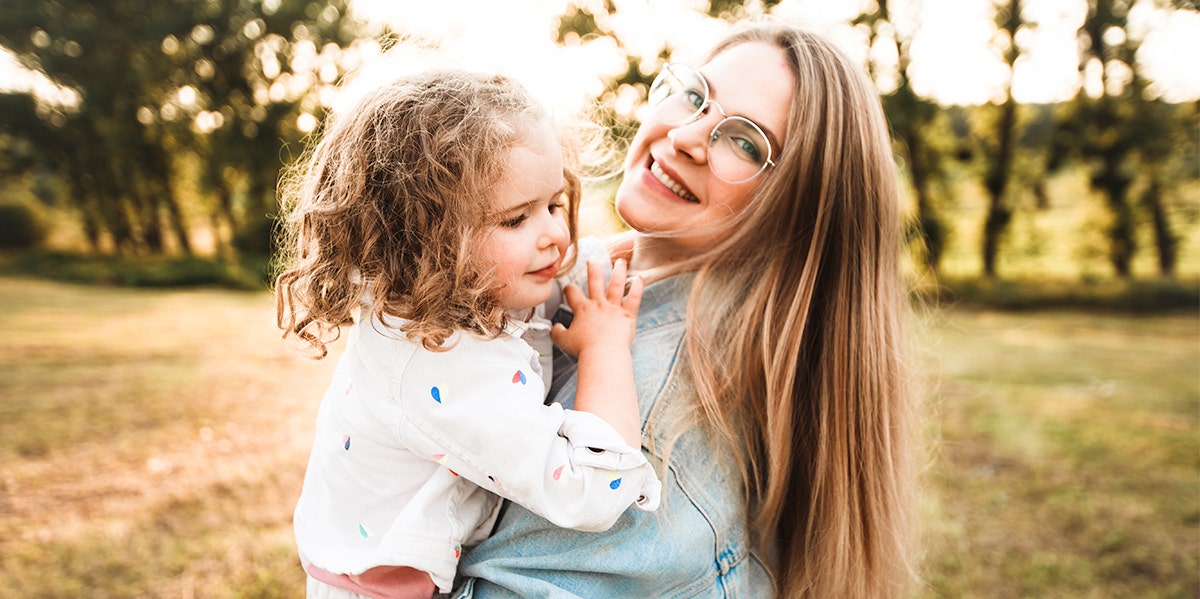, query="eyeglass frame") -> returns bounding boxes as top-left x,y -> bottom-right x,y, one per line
648,62 -> 778,184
